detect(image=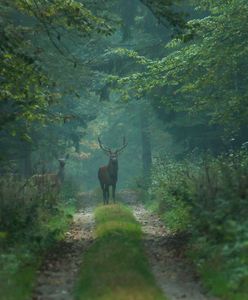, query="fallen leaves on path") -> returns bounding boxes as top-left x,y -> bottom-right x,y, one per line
120,190 -> 219,300
32,200 -> 95,300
